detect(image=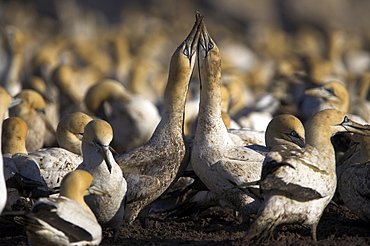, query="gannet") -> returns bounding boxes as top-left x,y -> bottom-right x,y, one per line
0,88 -> 18,214
299,80 -> 367,163
24,75 -> 60,147
9,89 -> 56,152
77,119 -> 126,240
168,113 -> 305,218
0,25 -> 24,96
115,13 -> 202,224
299,80 -> 359,123
241,109 -> 370,243
28,112 -> 93,189
11,170 -> 108,246
2,112 -> 92,210
337,134 -> 370,222
190,18 -> 270,221
56,112 -> 93,155
84,79 -> 160,153
51,64 -> 102,116
2,117 -> 51,211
